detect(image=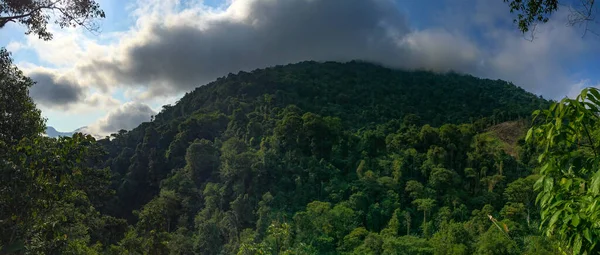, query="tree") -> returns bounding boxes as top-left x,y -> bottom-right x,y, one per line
381,209 -> 401,237
475,221 -> 520,255
0,49 -> 44,149
503,0 -> 596,36
503,176 -> 538,226
412,199 -> 436,230
0,0 -> 105,40
430,222 -> 470,255
185,138 -> 219,184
